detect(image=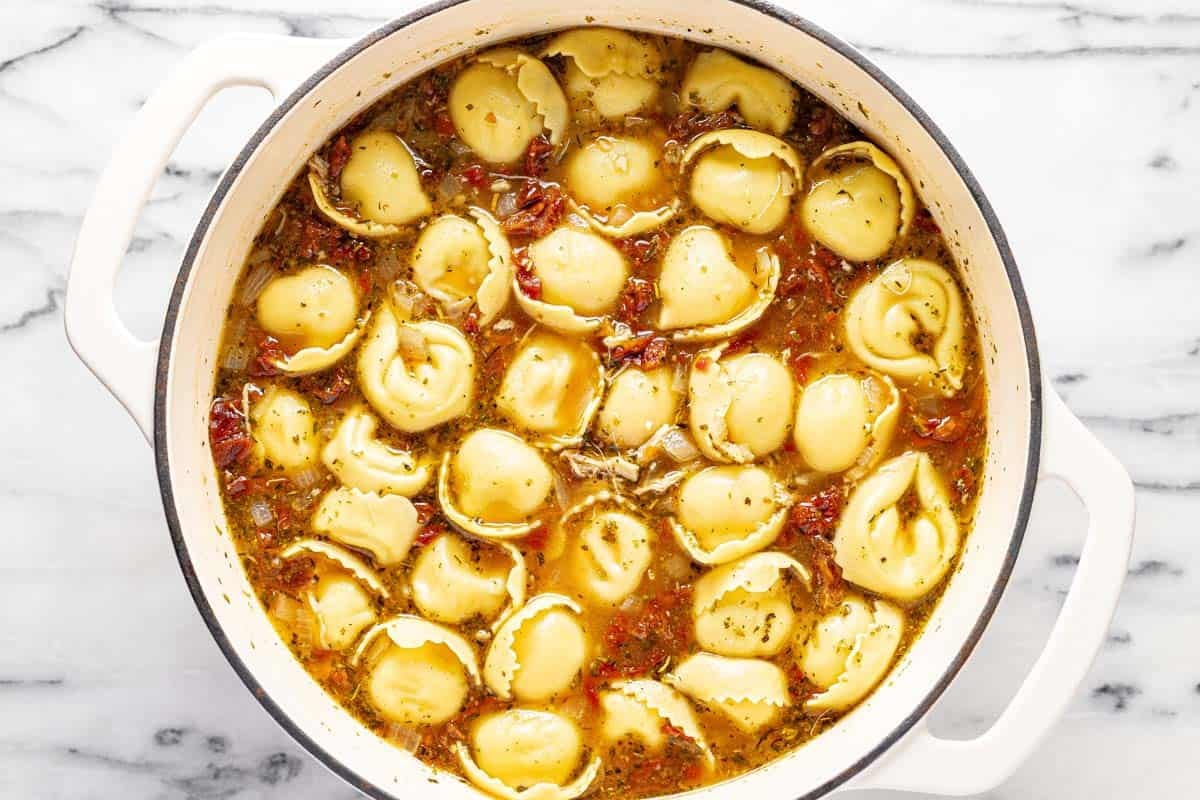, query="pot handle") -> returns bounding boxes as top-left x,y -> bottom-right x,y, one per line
64,34 -> 343,442
851,388 -> 1134,795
